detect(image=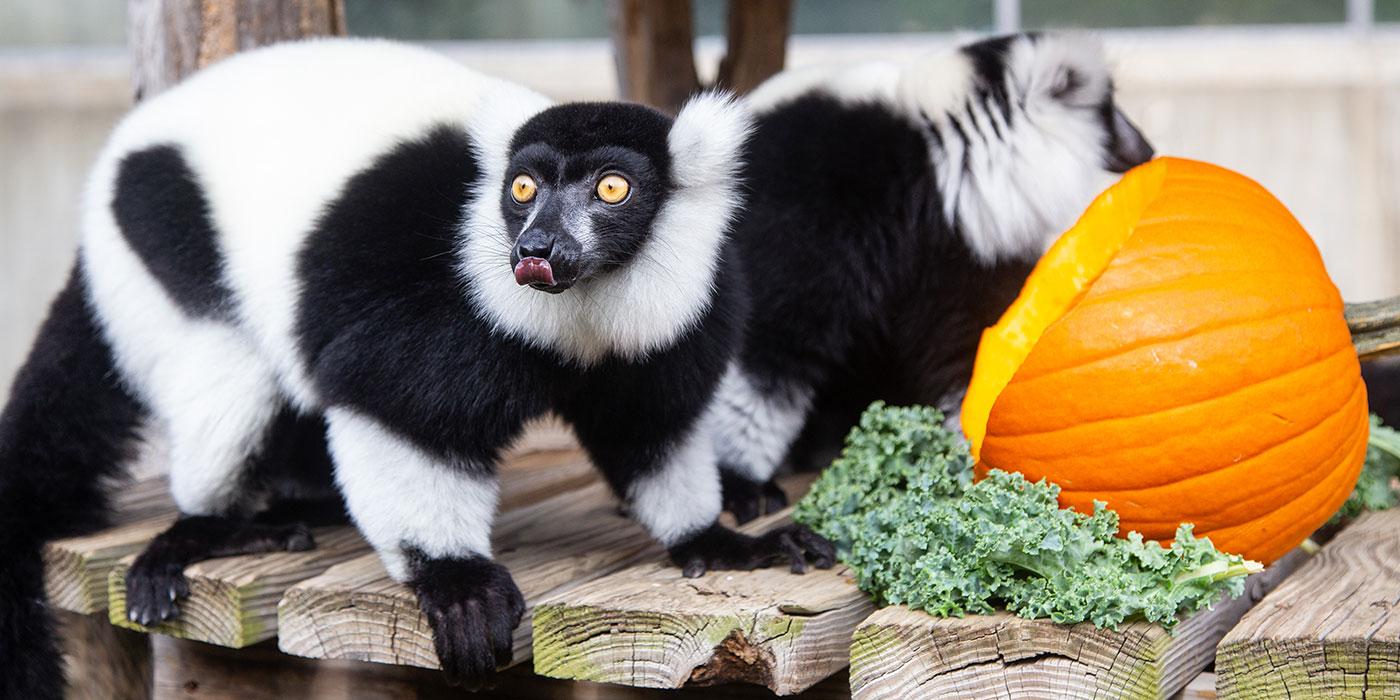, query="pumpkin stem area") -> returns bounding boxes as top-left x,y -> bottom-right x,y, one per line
1346,295 -> 1400,359
961,159 -> 1170,460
